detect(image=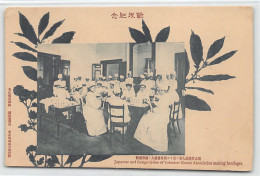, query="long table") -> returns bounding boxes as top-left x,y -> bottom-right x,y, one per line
39,96 -> 151,139
39,98 -> 80,139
